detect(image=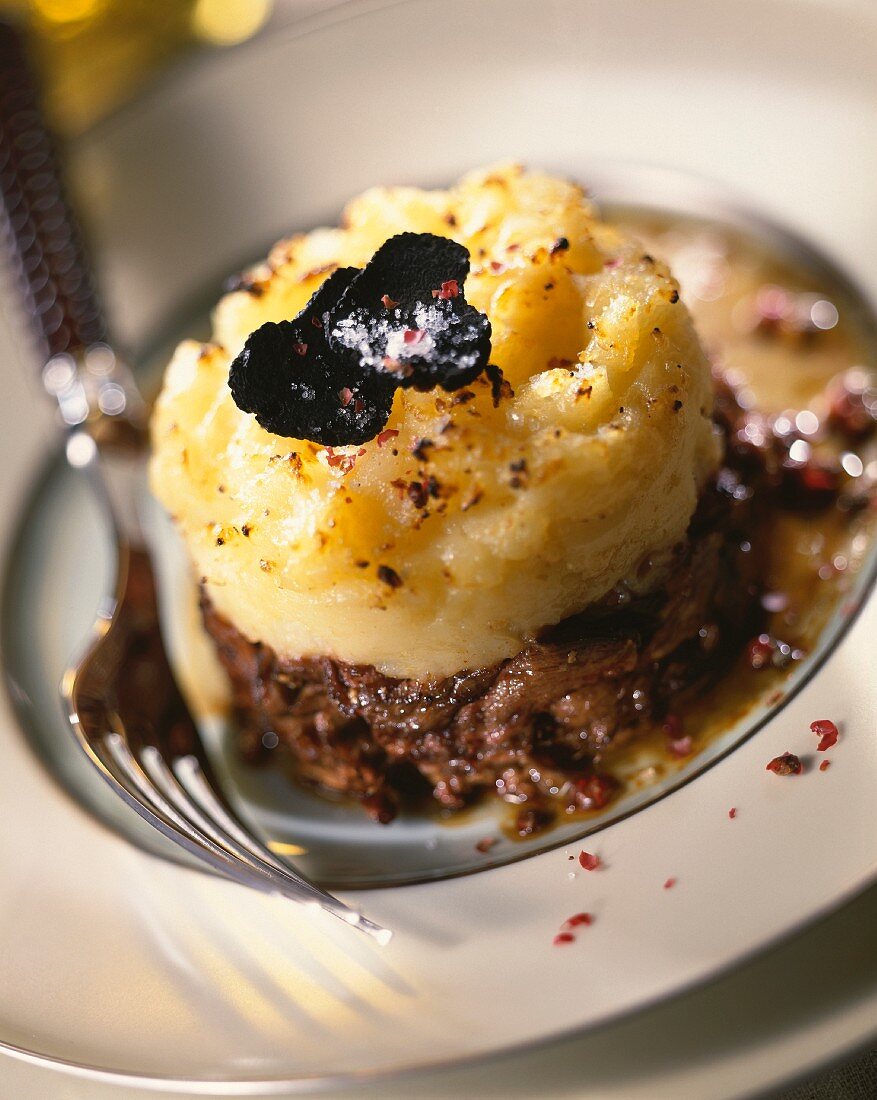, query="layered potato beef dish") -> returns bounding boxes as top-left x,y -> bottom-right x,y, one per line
150,165 -> 864,832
